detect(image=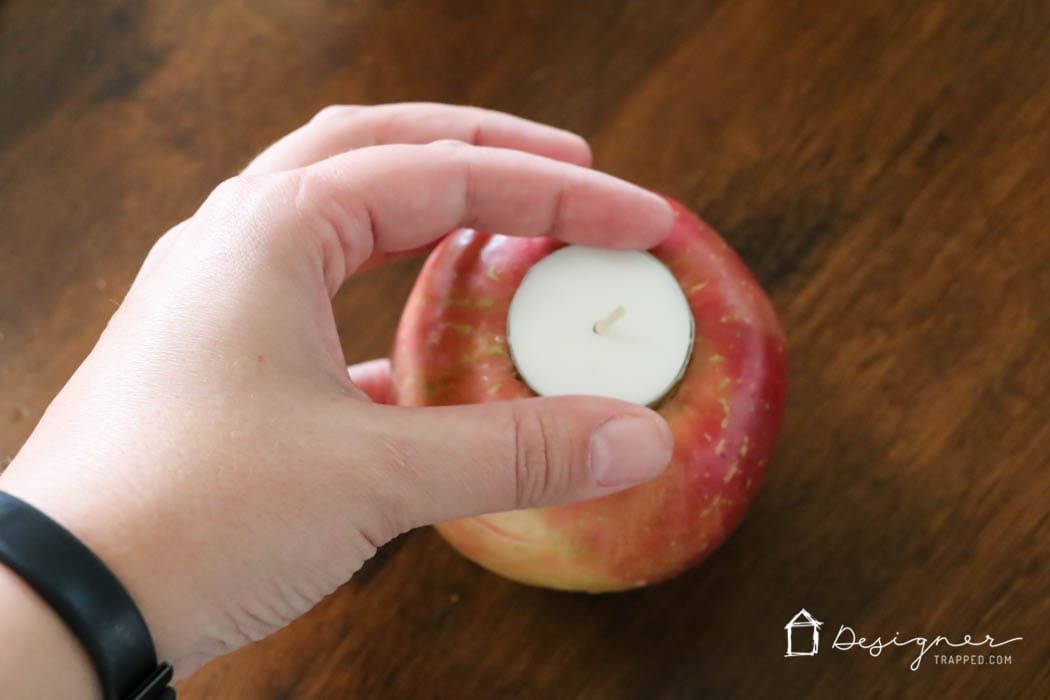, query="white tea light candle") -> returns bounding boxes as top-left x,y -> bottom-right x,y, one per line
506,245 -> 694,406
